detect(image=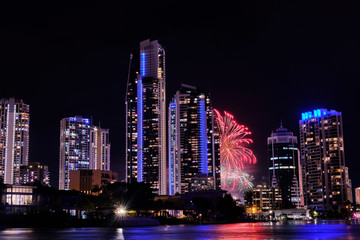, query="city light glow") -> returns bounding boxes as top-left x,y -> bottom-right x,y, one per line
115,206 -> 127,216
